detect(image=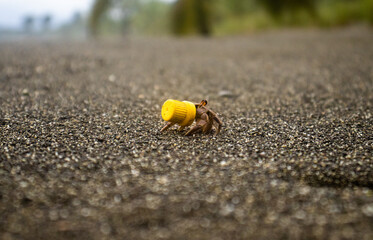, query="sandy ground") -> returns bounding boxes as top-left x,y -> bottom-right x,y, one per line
0,26 -> 373,239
